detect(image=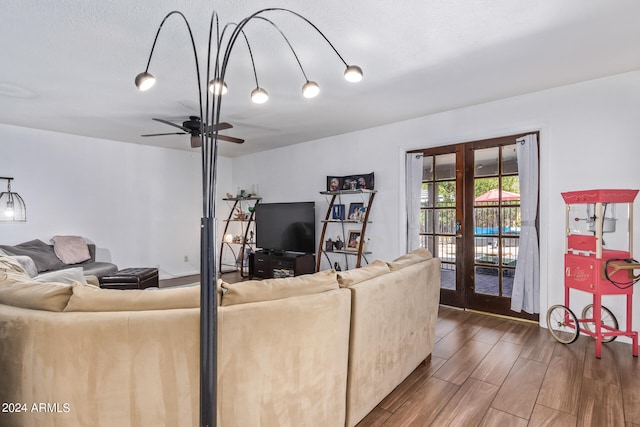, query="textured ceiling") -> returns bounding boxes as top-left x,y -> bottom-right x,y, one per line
1,0 -> 640,157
